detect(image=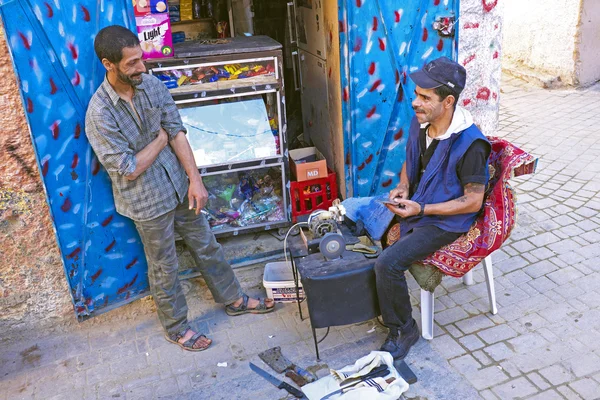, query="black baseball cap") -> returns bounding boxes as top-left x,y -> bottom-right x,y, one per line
409,56 -> 466,96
